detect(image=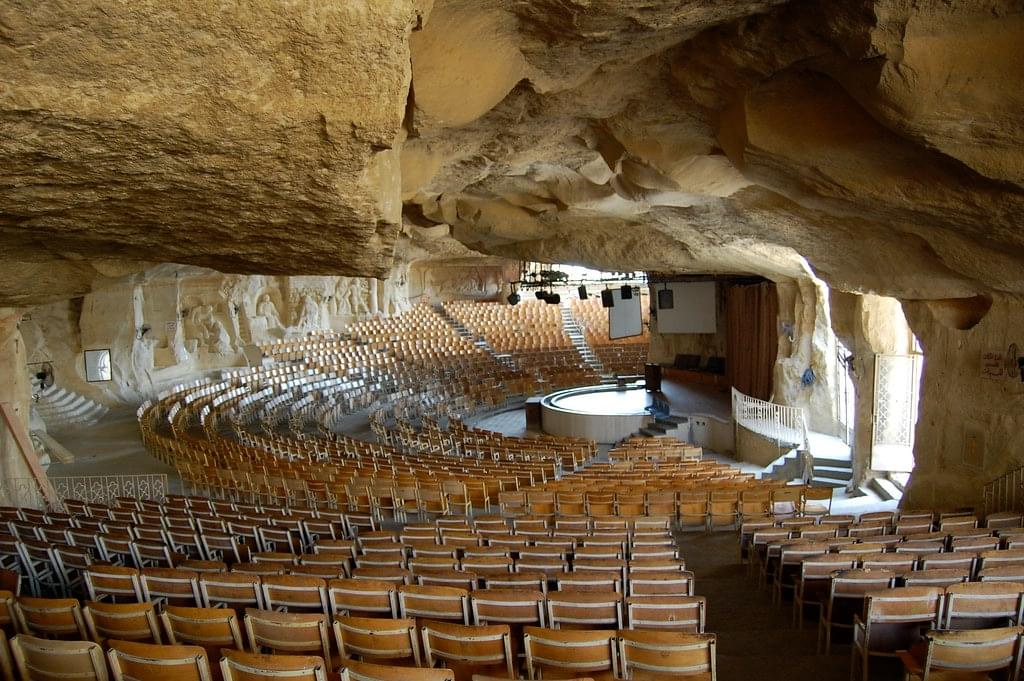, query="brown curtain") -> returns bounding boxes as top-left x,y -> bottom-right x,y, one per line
725,282 -> 778,400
